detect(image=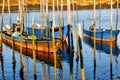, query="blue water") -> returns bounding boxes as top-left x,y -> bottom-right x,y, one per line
0,9 -> 120,80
